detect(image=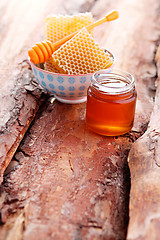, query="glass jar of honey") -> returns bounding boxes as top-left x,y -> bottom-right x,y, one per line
85,70 -> 137,136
